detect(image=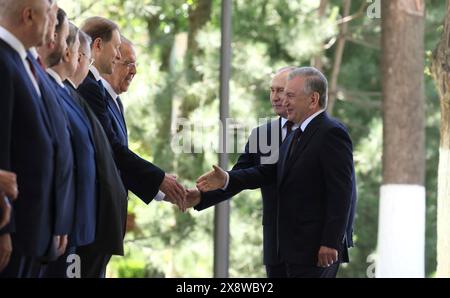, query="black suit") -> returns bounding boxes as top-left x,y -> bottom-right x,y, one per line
65,82 -> 128,278
78,72 -> 164,203
223,112 -> 354,277
0,40 -> 56,277
195,118 -> 286,276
